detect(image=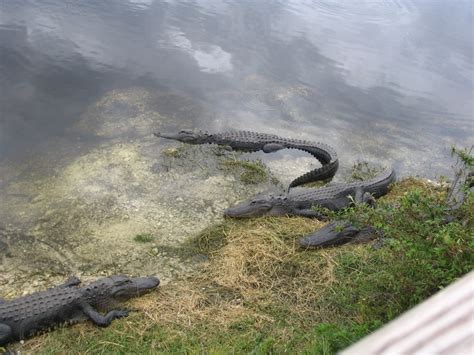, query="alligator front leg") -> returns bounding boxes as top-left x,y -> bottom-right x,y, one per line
59,276 -> 81,288
0,323 -> 12,346
299,220 -> 360,248
80,304 -> 129,327
293,209 -> 329,220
